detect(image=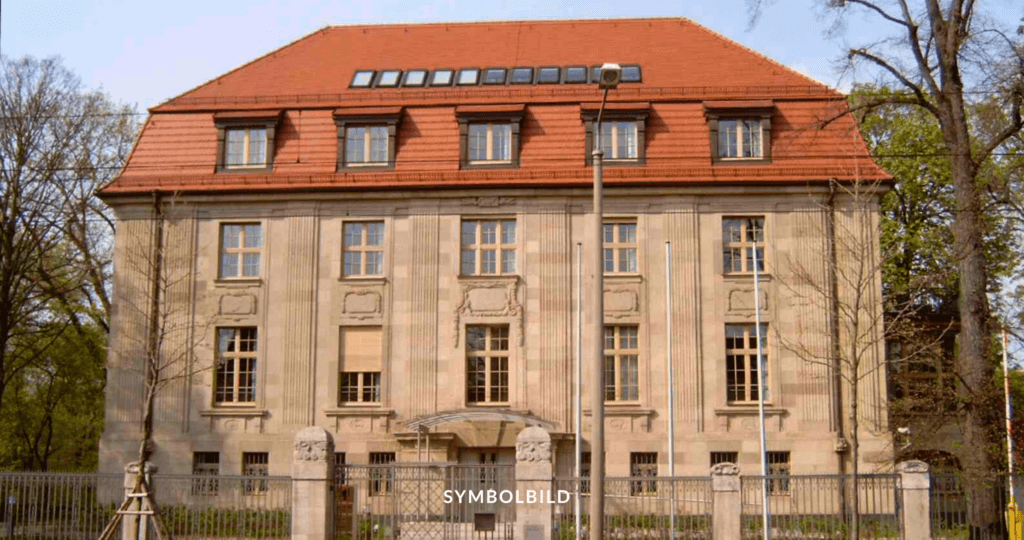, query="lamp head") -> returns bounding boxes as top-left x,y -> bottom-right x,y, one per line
598,63 -> 622,89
